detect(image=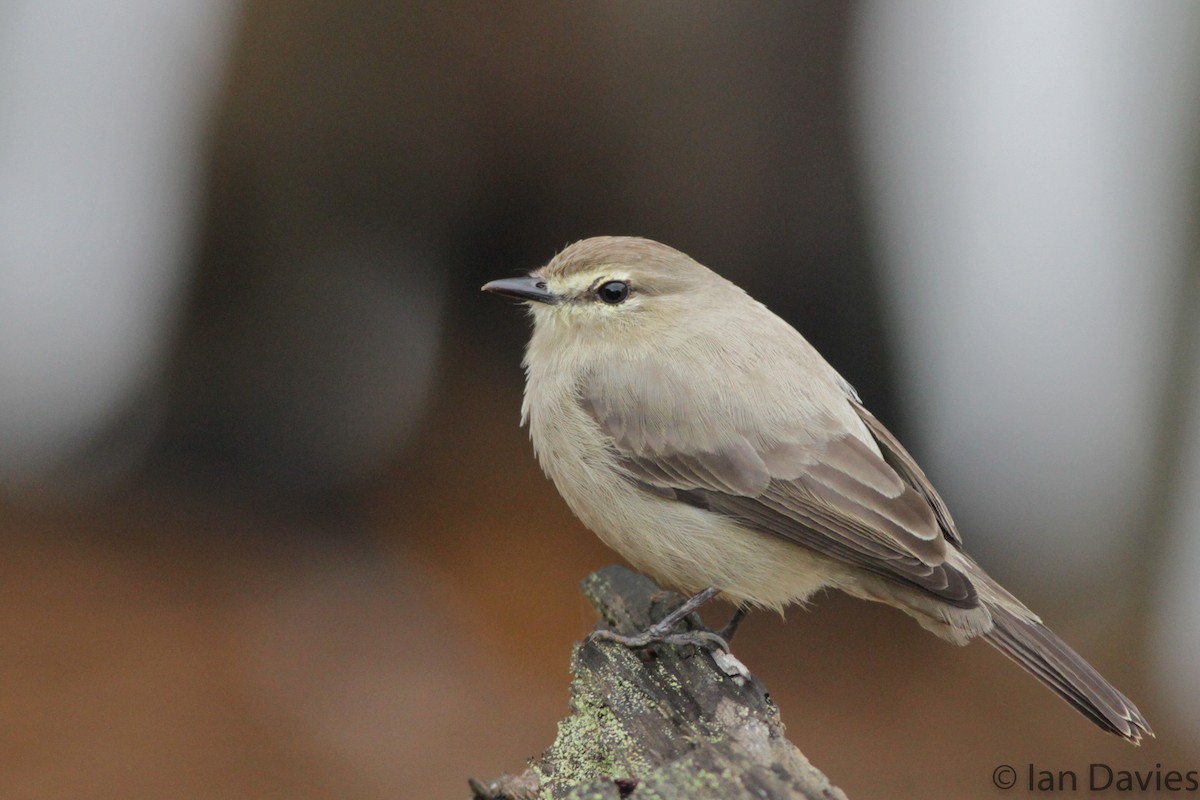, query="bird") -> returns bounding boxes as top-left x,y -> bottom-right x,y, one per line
482,235 -> 1152,743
